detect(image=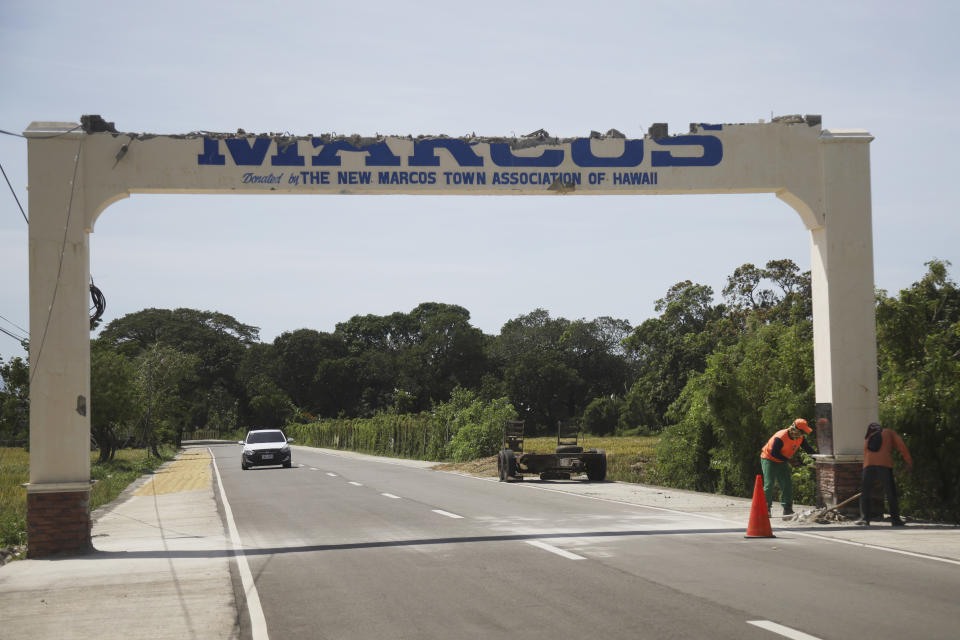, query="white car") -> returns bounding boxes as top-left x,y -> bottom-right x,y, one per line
239,429 -> 294,469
